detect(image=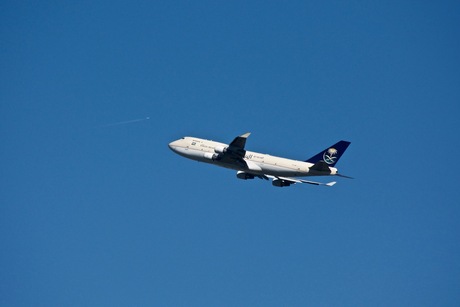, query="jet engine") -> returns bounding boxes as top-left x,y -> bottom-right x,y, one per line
203,152 -> 220,161
236,171 -> 255,180
214,146 -> 228,154
272,179 -> 292,187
